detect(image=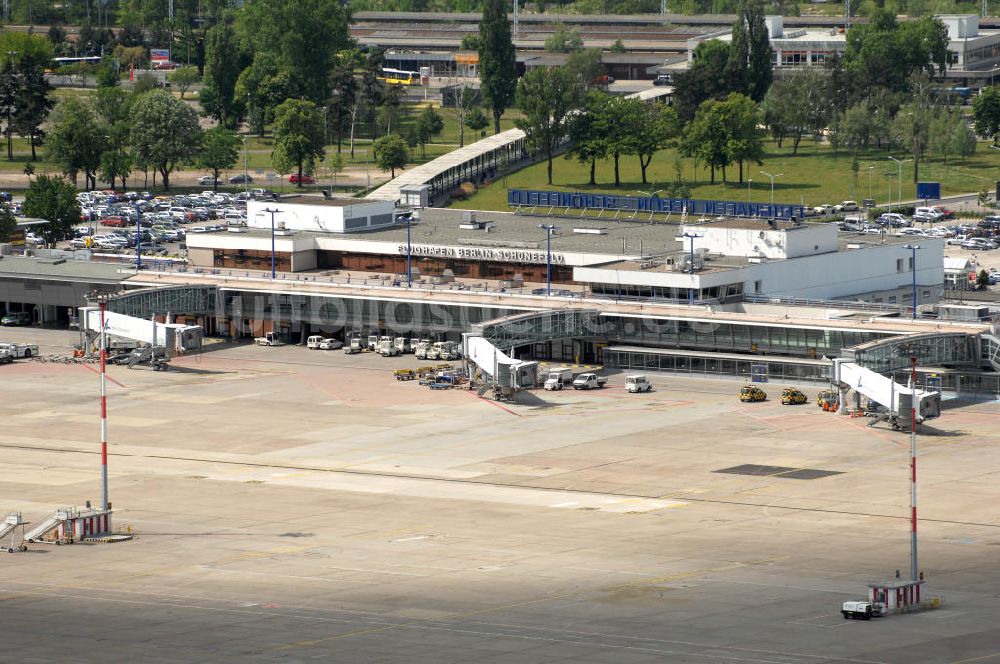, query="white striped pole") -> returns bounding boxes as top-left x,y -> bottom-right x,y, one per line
100,301 -> 109,511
